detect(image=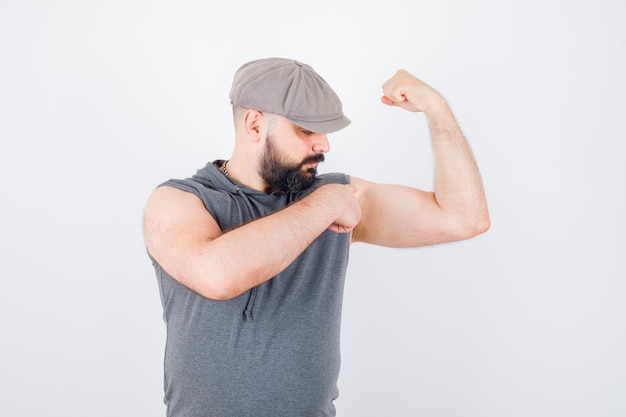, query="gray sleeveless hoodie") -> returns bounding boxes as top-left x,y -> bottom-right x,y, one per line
151,161 -> 351,417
